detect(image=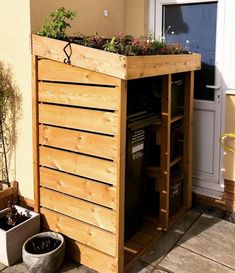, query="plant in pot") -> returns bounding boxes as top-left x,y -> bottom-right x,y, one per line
0,201 -> 40,266
0,61 -> 21,208
0,63 -> 40,266
22,231 -> 65,273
